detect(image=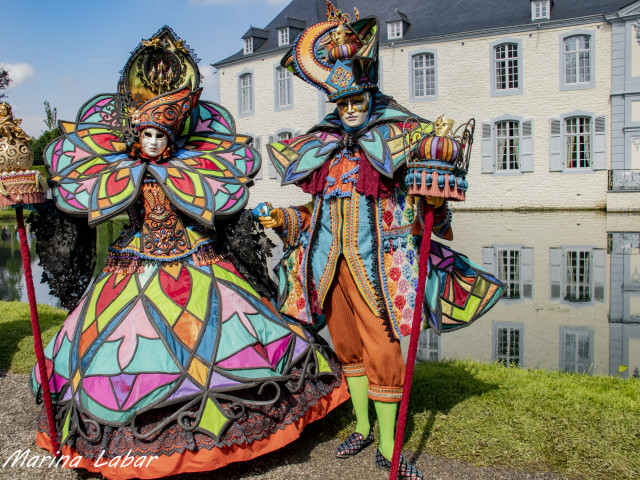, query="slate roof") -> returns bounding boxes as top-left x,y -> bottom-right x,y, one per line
213,0 -> 633,66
